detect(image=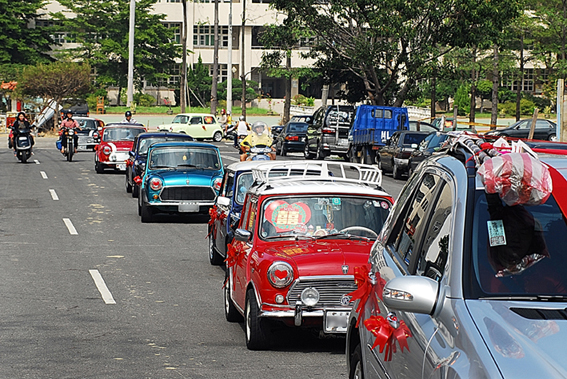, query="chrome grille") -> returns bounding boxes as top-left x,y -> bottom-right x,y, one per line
160,186 -> 216,201
286,278 -> 357,307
